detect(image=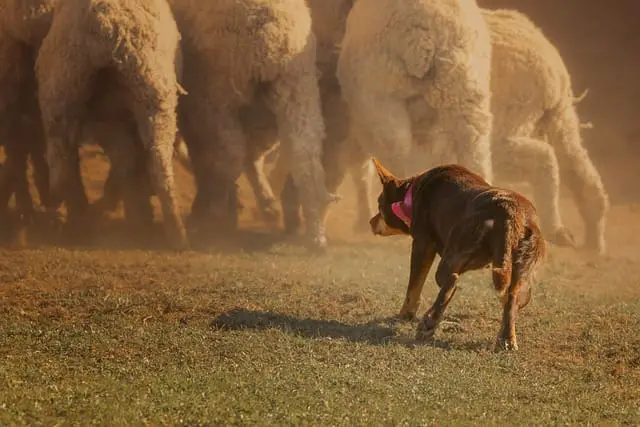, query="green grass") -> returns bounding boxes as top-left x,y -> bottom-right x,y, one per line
1,238 -> 639,425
